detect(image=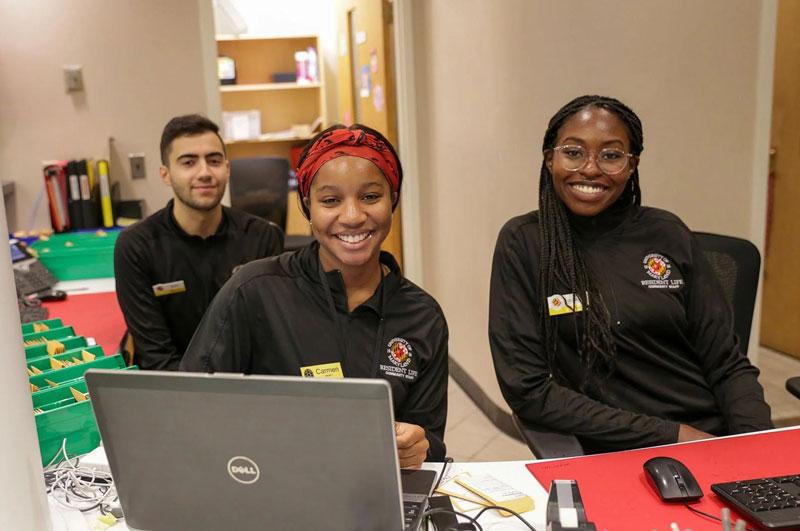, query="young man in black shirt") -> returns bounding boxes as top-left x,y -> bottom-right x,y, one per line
114,114 -> 284,370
